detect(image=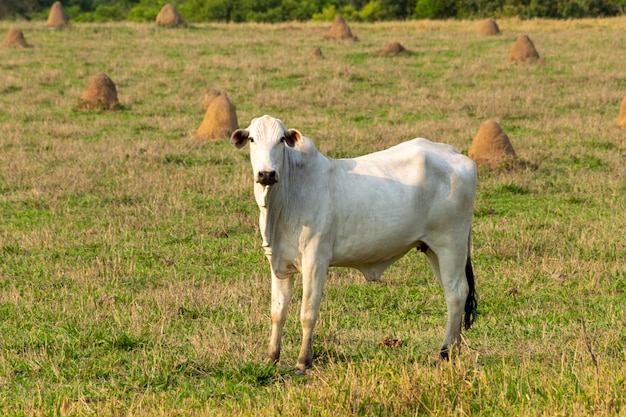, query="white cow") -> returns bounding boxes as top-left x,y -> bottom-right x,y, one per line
231,115 -> 477,373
